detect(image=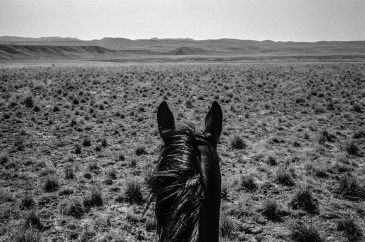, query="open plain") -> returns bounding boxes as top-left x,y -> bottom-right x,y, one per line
0,59 -> 365,242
